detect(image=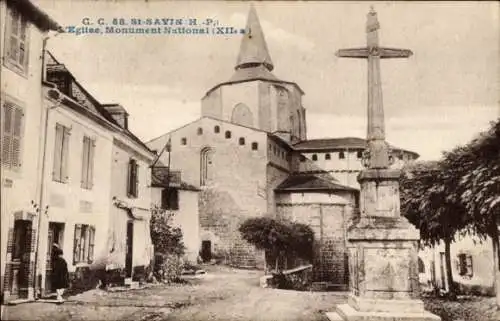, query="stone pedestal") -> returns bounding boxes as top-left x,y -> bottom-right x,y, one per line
326,169 -> 441,321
